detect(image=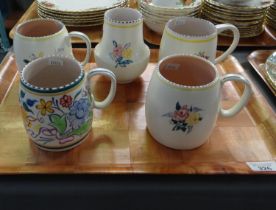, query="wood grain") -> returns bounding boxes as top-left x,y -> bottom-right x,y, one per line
9,1 -> 276,47
0,49 -> 275,174
248,50 -> 276,96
